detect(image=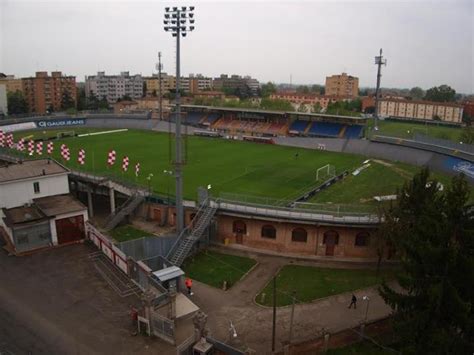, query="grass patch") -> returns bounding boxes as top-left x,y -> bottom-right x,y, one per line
327,340 -> 394,354
369,118 -> 463,142
109,224 -> 151,242
256,265 -> 392,307
181,250 -> 256,289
